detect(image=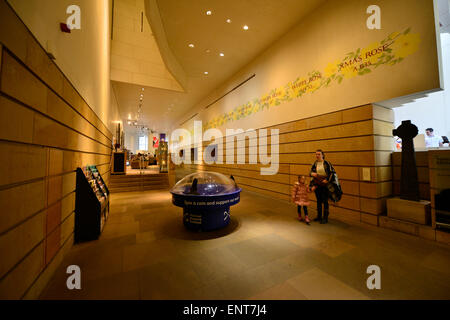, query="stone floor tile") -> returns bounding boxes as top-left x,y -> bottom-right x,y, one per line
311,237 -> 356,258
40,189 -> 450,300
249,282 -> 308,300
287,268 -> 371,300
